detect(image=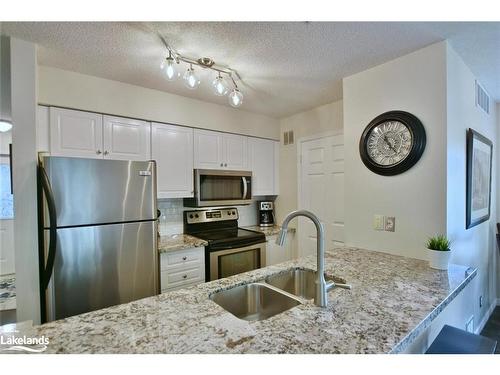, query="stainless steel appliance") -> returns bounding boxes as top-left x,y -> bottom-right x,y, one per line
258,201 -> 275,227
37,156 -> 159,323
183,208 -> 266,281
184,169 -> 252,207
